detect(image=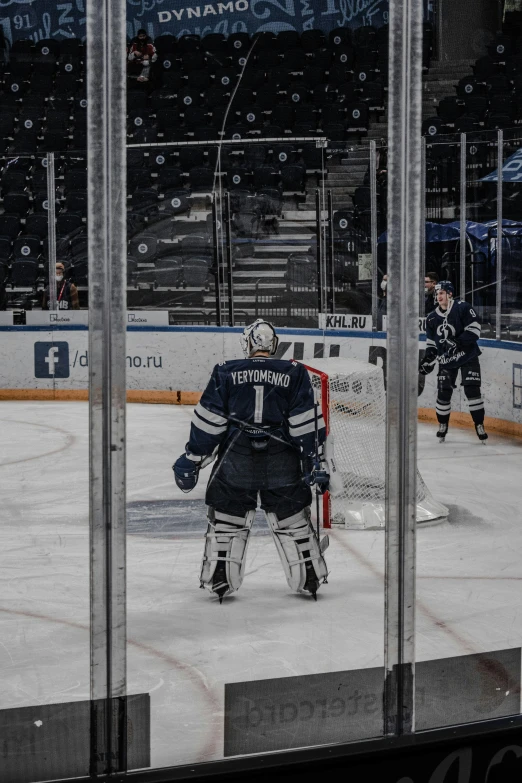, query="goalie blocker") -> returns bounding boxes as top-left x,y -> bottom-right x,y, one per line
173,319 -> 329,603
